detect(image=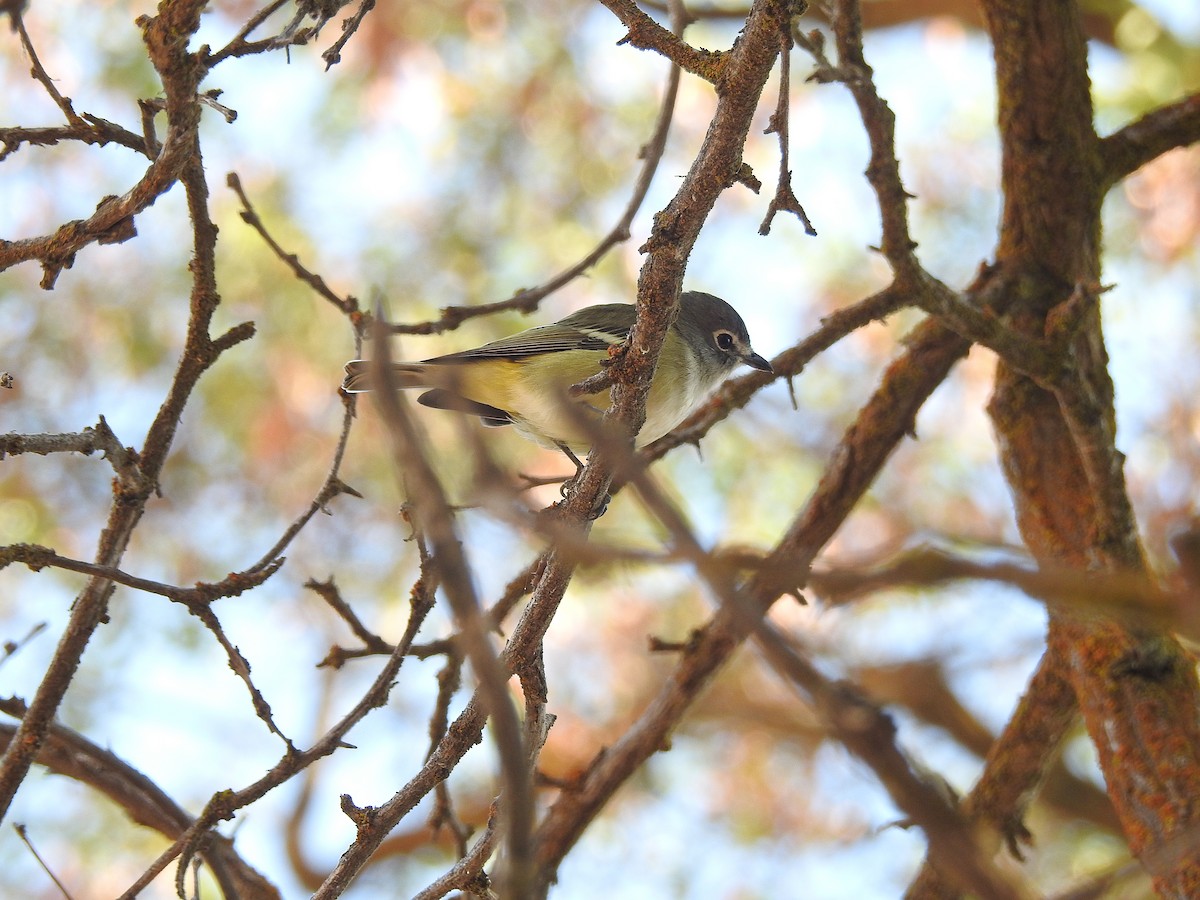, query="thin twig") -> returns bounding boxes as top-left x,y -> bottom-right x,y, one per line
0,1 -> 244,822
642,281 -> 908,461
227,172 -> 362,319
796,0 -> 917,277
13,823 -> 77,900
759,6 -> 817,235
12,8 -> 82,125
321,0 -> 377,69
201,0 -> 299,66
0,118 -> 151,162
810,543 -> 1192,632
0,543 -> 284,606
244,389 -> 364,575
187,603 -> 293,744
308,577 -> 393,659
367,8 -> 691,340
413,810 -> 503,900
0,623 -> 47,670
